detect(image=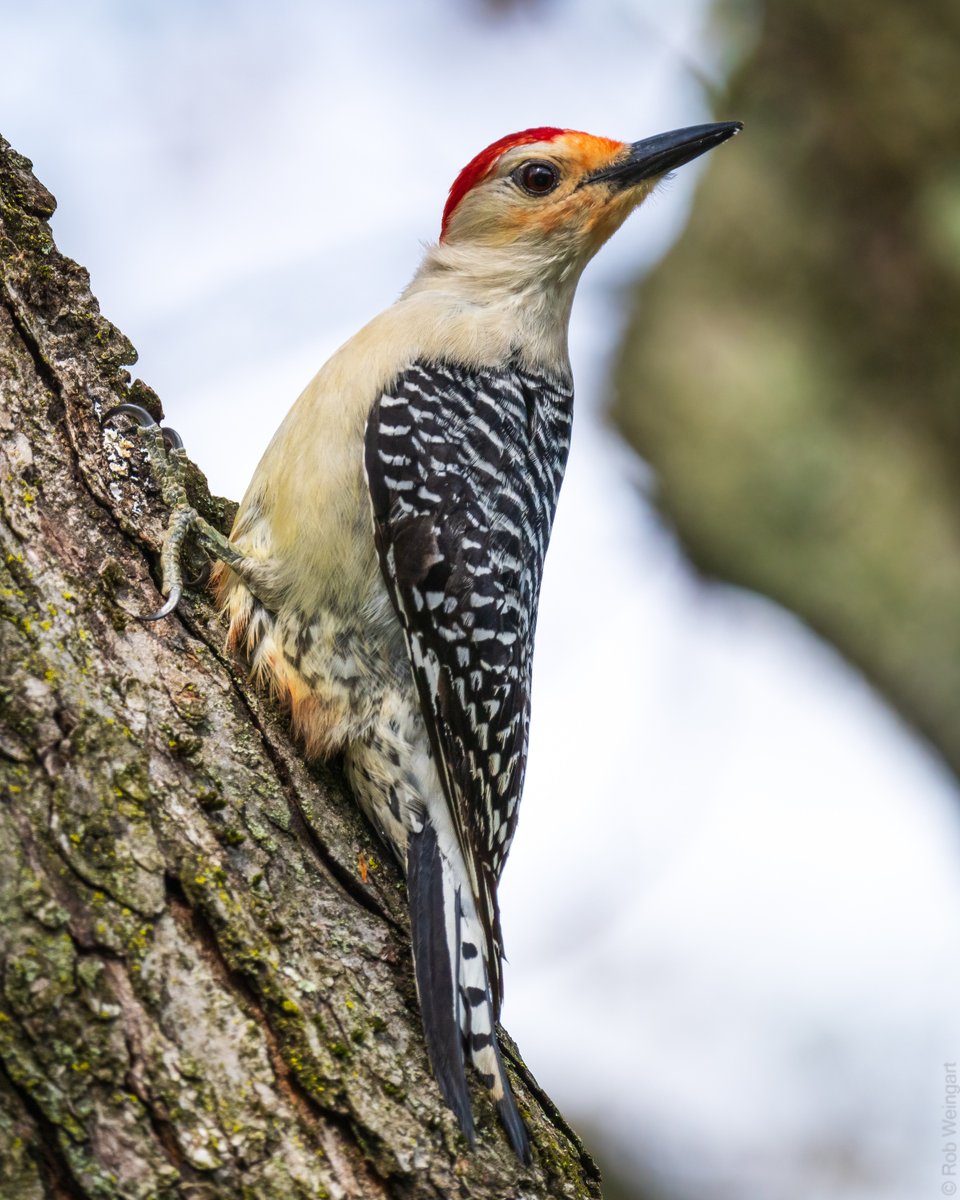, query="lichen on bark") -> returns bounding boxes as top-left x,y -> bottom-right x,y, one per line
0,134 -> 601,1200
